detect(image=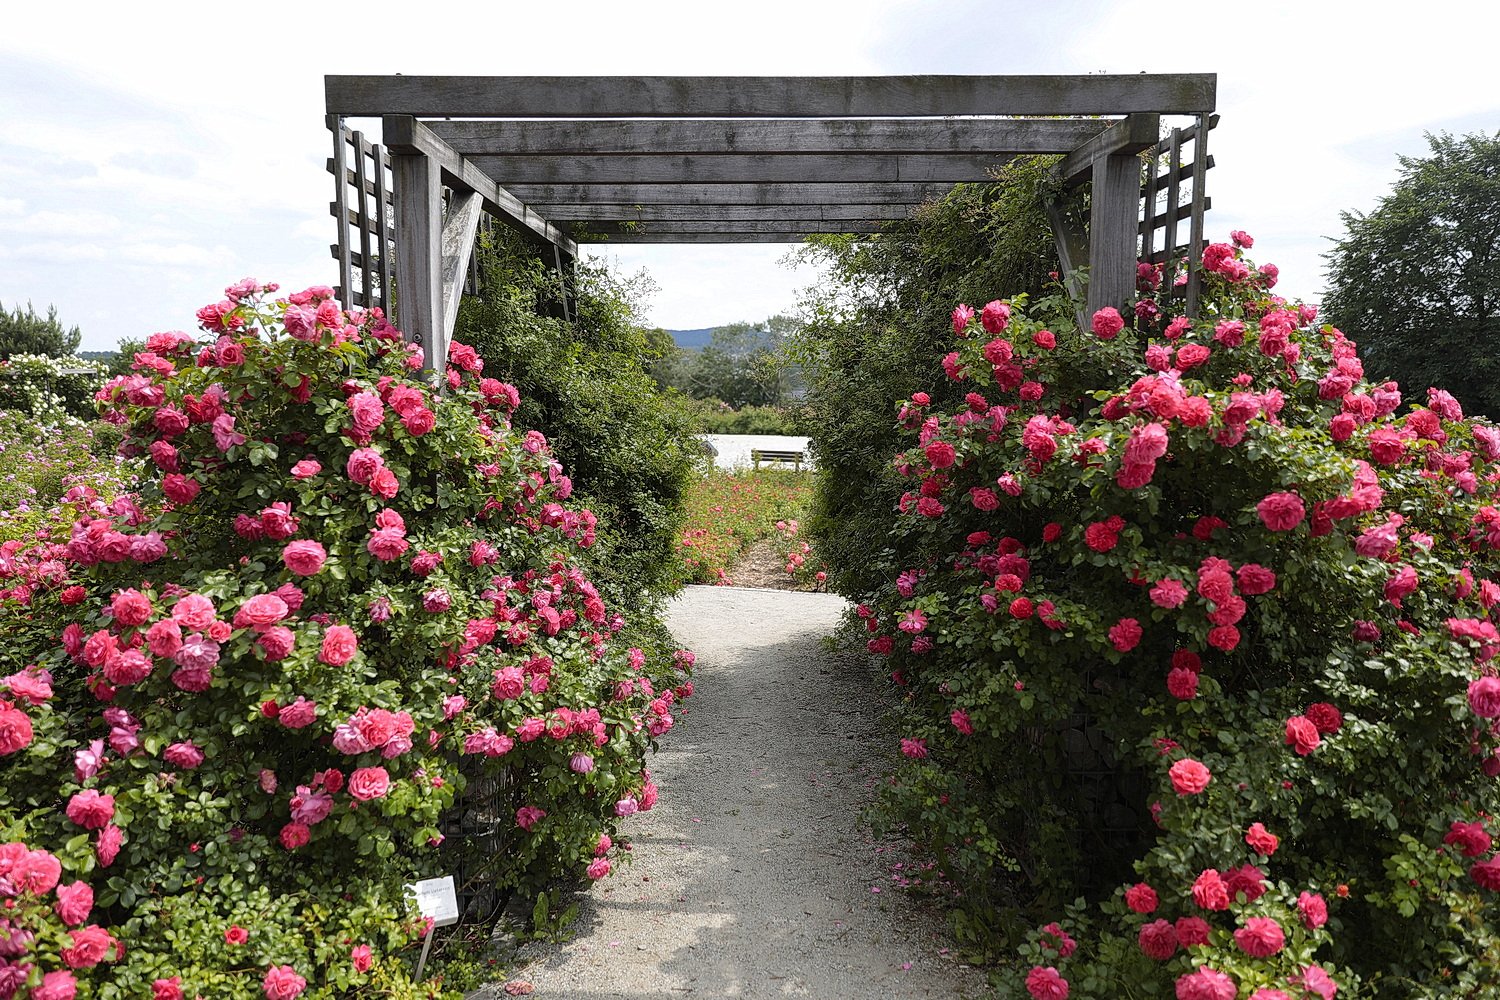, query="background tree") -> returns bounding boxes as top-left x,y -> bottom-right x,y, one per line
1323,130 -> 1500,417
0,300 -> 83,358
791,156 -> 1067,595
